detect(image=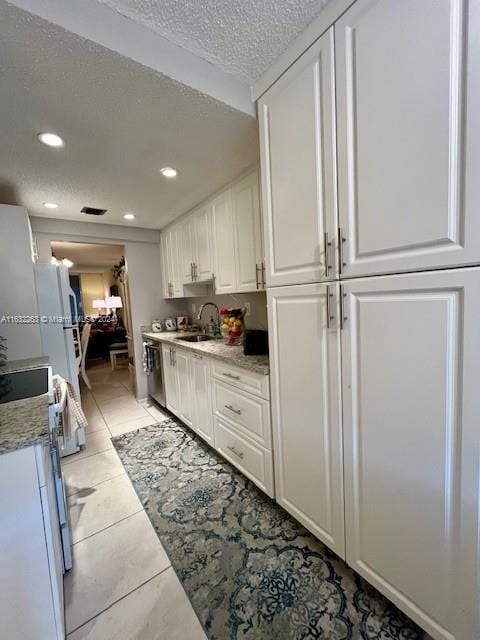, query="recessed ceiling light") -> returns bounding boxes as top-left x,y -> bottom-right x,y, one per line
37,132 -> 64,148
160,167 -> 178,178
62,258 -> 74,268
43,202 -> 58,209
123,213 -> 135,220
